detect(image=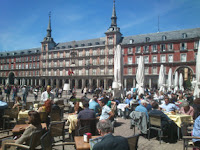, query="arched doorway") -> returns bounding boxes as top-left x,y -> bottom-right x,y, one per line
42,79 -> 45,87
53,79 -> 56,88
127,78 -> 133,90
100,80 -> 104,88
65,79 -> 69,83
59,79 -> 62,88
78,79 -> 82,89
175,66 -> 193,89
8,72 -> 15,85
92,79 -> 97,89
86,79 -> 89,87
48,79 -> 51,86
72,79 -> 75,89
108,79 -> 113,88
